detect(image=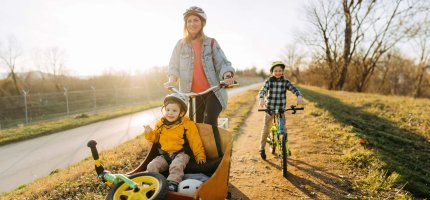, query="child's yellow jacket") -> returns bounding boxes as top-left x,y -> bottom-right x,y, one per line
144,116 -> 206,161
